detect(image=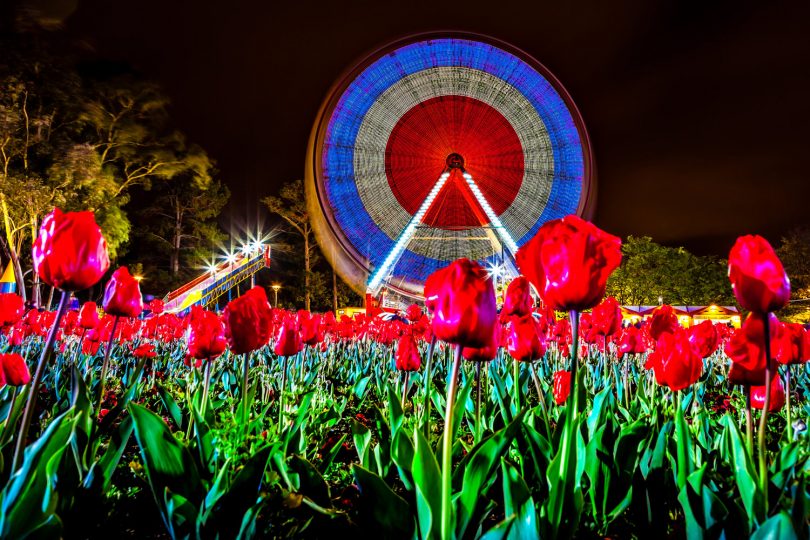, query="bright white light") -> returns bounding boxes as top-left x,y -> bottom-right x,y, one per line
462,172 -> 519,255
207,264 -> 217,274
368,171 -> 451,293
226,253 -> 237,264
241,244 -> 251,255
